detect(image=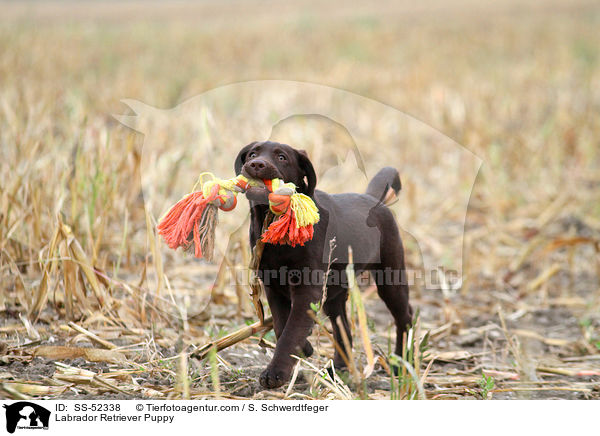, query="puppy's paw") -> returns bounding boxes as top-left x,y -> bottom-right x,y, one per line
326,362 -> 349,382
326,366 -> 336,380
300,340 -> 314,358
259,366 -> 289,389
